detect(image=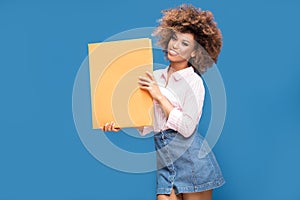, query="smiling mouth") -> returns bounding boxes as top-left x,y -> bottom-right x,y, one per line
168,49 -> 179,56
